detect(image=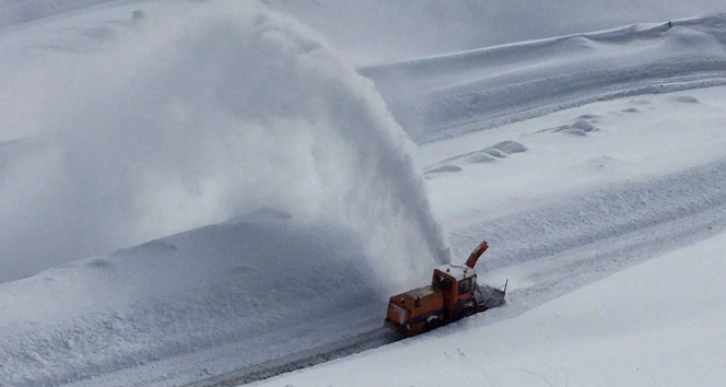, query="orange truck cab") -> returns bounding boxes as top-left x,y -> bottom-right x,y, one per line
384,241 -> 506,336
